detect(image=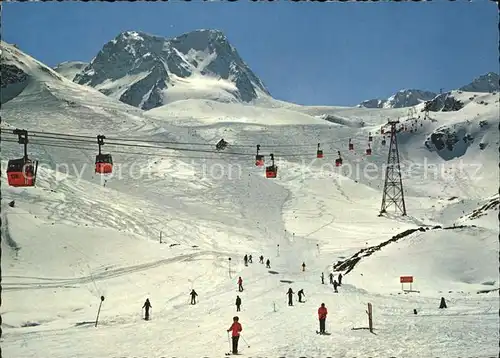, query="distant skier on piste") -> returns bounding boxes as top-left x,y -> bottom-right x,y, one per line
321,272 -> 325,284
266,259 -> 271,268
333,280 -> 338,293
287,288 -> 294,306
142,298 -> 152,320
338,273 -> 343,286
298,289 -> 305,303
238,276 -> 244,292
329,272 -> 334,285
190,289 -> 198,304
235,295 -> 242,312
244,255 -> 248,266
248,255 -> 253,263
227,316 -> 243,355
302,262 -> 306,272
259,255 -> 264,264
